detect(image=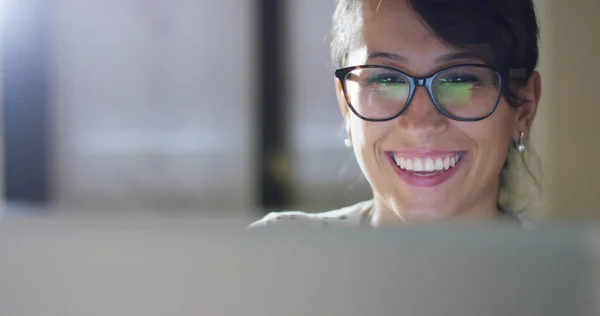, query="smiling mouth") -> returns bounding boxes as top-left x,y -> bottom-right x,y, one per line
388,152 -> 466,177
